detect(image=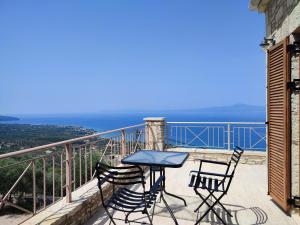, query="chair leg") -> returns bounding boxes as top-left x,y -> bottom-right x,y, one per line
195,193 -> 227,225
194,188 -> 233,218
210,191 -> 232,217
144,208 -> 153,225
151,197 -> 157,221
104,207 -> 117,225
125,208 -> 136,223
196,191 -> 222,219
194,188 -> 211,212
